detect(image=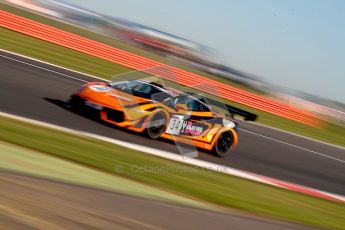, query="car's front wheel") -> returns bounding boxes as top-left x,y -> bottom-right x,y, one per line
213,131 -> 234,157
146,112 -> 167,139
